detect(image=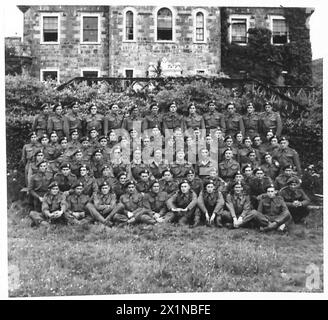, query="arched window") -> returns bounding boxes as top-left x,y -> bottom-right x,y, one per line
157,8 -> 172,41
125,11 -> 134,41
196,12 -> 204,41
